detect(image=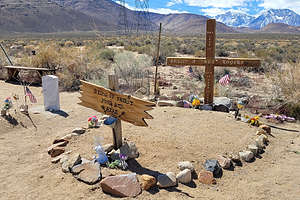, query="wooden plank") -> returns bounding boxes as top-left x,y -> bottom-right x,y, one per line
78,80 -> 155,127
167,57 -> 261,67
206,19 -> 216,59
214,58 -> 261,67
4,66 -> 55,71
167,57 -> 207,66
